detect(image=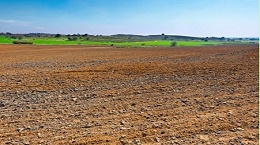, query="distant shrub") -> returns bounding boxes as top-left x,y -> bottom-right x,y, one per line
10,36 -> 17,39
170,41 -> 177,47
55,34 -> 61,38
111,44 -> 114,46
13,40 -> 33,44
68,37 -> 77,41
141,43 -> 145,46
10,35 -> 23,40
18,36 -> 23,40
